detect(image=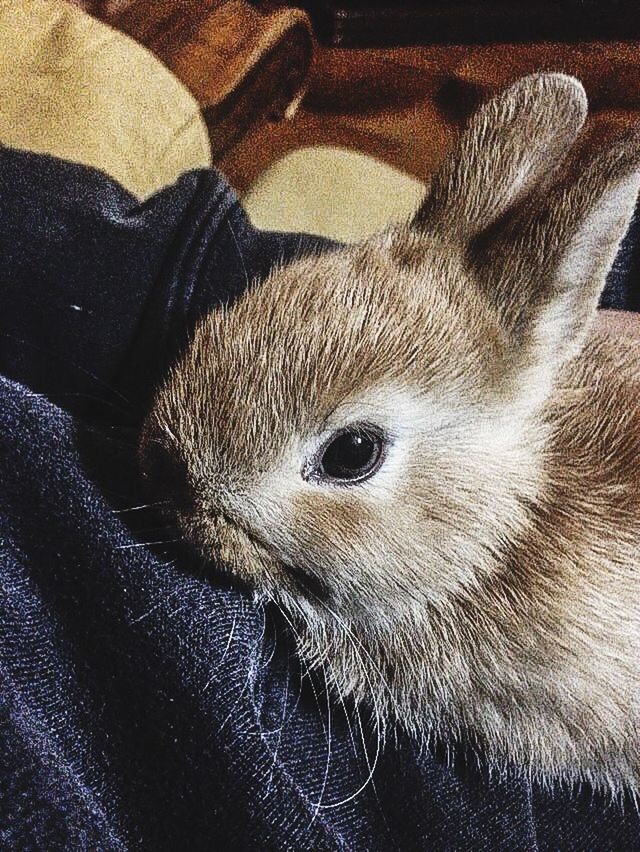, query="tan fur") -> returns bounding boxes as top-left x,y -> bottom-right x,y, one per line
140,74 -> 640,794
